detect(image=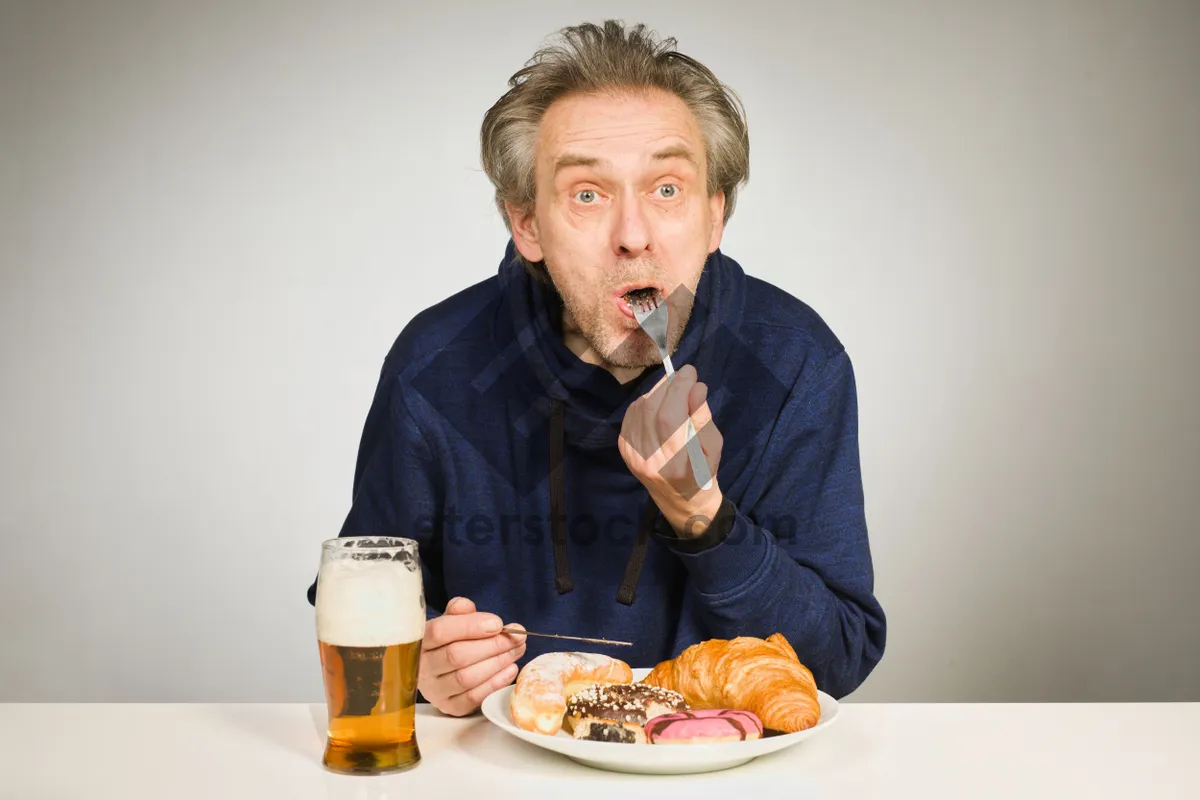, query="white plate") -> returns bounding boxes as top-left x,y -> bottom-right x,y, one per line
480,668 -> 839,775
